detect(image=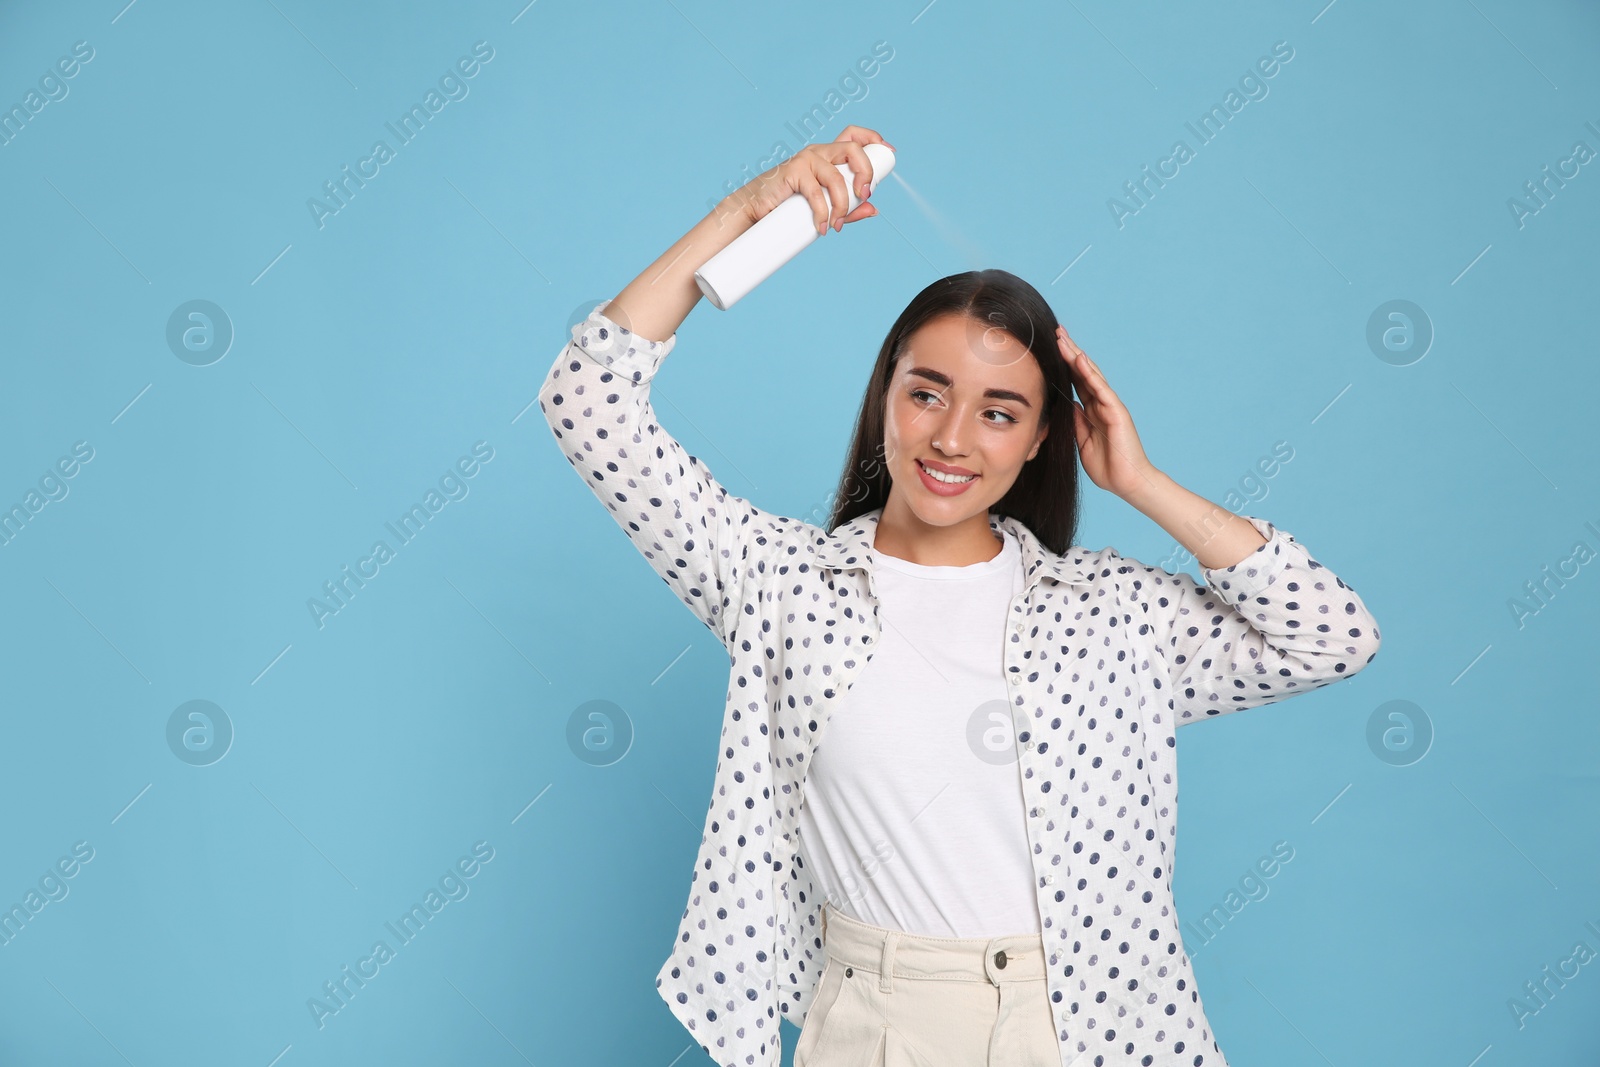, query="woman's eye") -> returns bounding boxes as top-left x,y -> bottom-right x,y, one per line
910,390 -> 1016,424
